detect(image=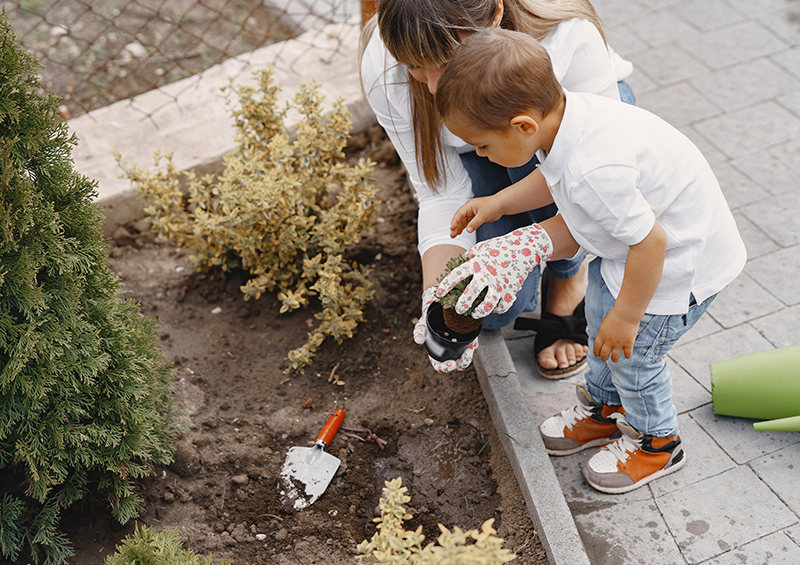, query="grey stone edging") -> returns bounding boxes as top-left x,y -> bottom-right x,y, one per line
474,330 -> 590,565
